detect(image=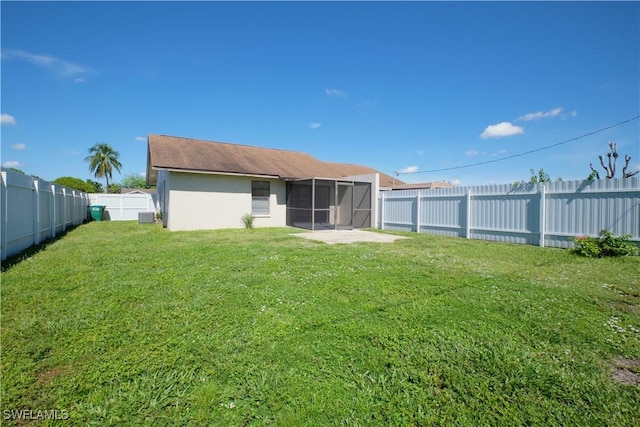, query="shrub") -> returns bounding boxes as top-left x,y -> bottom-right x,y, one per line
597,230 -> 639,257
571,230 -> 638,258
53,177 -> 95,193
241,213 -> 255,229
